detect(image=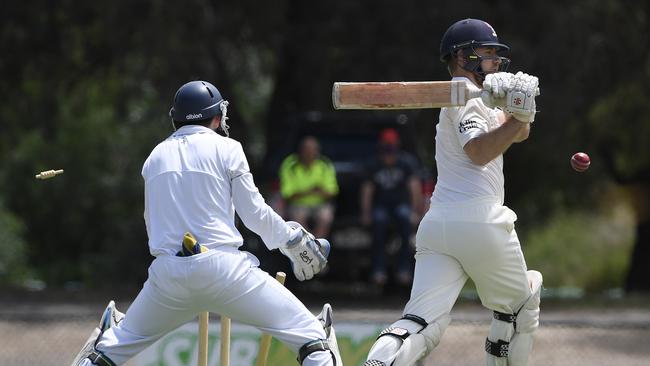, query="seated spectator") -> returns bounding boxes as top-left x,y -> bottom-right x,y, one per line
279,136 -> 339,238
360,128 -> 423,286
